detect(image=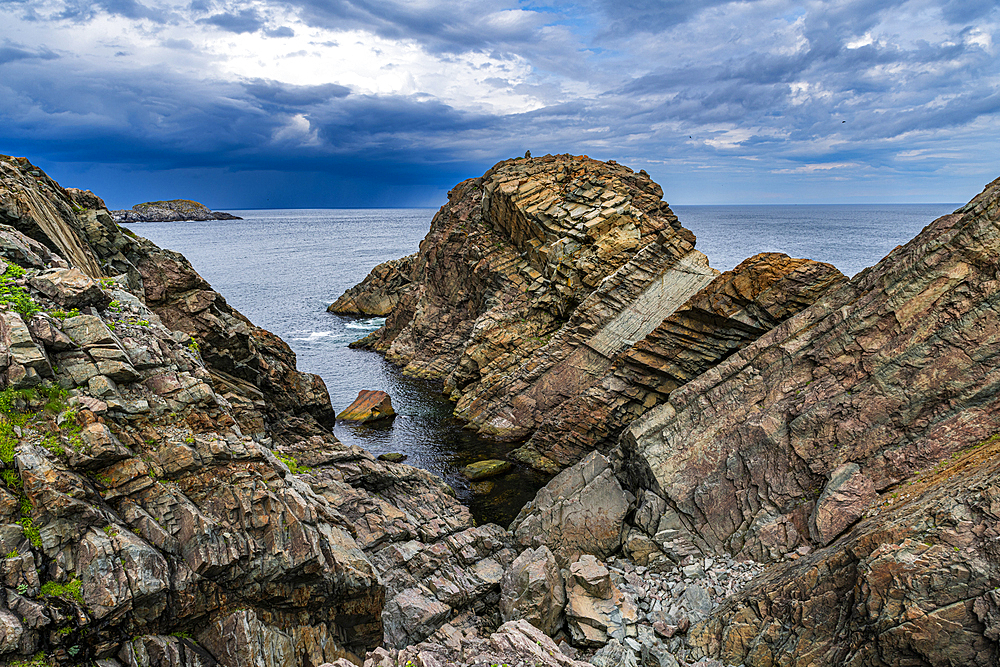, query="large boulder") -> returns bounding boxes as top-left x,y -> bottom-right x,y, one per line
511,451 -> 630,566
564,555 -> 639,648
337,389 -> 396,423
